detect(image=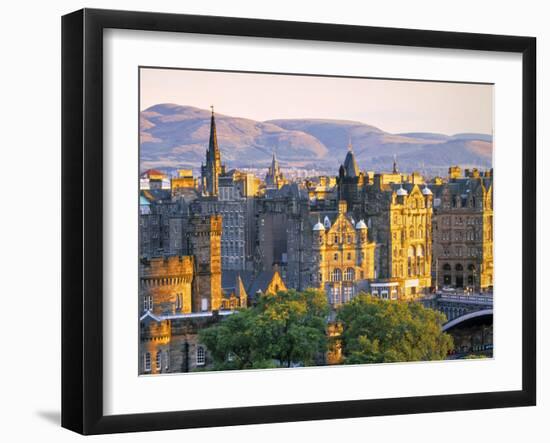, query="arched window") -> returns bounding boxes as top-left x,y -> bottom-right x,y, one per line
196,346 -> 206,366
410,229 -> 414,238
468,264 -> 476,271
443,263 -> 451,271
344,268 -> 355,281
455,263 -> 464,271
418,228 -> 423,238
144,353 -> 151,372
330,268 -> 342,282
